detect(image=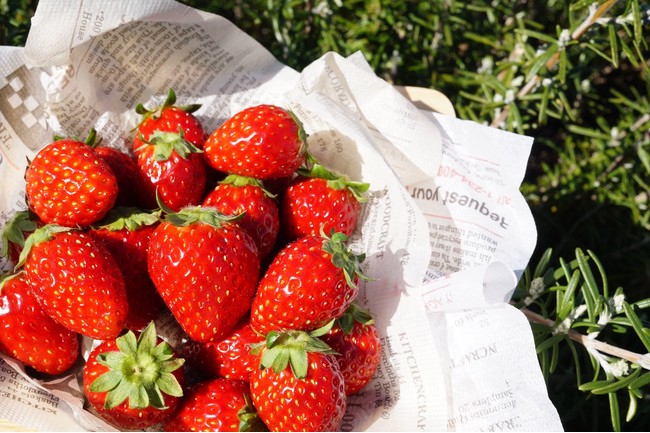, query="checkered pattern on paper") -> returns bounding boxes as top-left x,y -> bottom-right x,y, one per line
0,66 -> 50,151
